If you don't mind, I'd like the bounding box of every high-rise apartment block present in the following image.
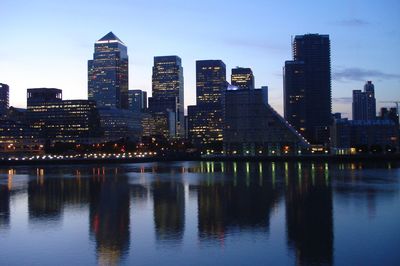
[88,32,129,109]
[284,34,332,144]
[352,81,376,120]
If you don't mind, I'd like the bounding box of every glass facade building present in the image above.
[188,60,227,148]
[88,32,129,109]
[27,88,102,144]
[97,108,142,142]
[148,56,184,138]
[0,119,42,154]
[141,111,175,138]
[231,67,255,90]
[284,34,331,144]
[128,90,147,113]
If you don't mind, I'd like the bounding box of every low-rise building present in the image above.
[330,118,398,154]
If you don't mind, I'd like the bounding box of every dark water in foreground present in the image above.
[0,161,399,266]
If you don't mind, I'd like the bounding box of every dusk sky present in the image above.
[1,0,399,117]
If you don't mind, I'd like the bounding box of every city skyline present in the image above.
[1,0,400,117]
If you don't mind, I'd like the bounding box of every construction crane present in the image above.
[380,101,400,117]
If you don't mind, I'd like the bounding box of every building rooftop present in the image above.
[96,31,125,45]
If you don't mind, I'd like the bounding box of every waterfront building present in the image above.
[284,34,331,144]
[223,86,309,156]
[352,81,376,120]
[128,90,147,113]
[97,108,141,142]
[231,67,254,90]
[27,88,102,144]
[330,118,398,154]
[0,119,42,154]
[188,60,227,149]
[0,83,9,117]
[88,32,129,109]
[148,56,184,138]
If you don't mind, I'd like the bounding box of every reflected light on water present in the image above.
[0,161,398,266]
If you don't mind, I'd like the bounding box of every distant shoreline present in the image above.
[0,153,399,167]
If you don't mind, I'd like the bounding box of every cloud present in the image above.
[335,19,370,27]
[333,68,400,82]
[333,97,352,103]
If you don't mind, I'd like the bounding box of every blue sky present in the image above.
[1,0,399,117]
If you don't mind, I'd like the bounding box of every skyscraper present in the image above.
[284,34,331,144]
[231,67,255,90]
[148,56,184,137]
[0,83,10,116]
[352,81,376,120]
[88,32,129,109]
[188,60,227,149]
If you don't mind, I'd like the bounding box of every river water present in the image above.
[0,161,399,265]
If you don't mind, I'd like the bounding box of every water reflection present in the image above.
[89,168,130,265]
[152,182,185,244]
[0,161,398,265]
[0,183,10,230]
[196,173,281,243]
[285,163,333,266]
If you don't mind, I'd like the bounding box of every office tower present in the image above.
[188,60,227,149]
[223,86,309,156]
[88,32,129,109]
[352,81,376,120]
[148,56,184,138]
[0,119,41,153]
[26,88,102,143]
[27,88,62,106]
[231,67,255,90]
[128,90,147,113]
[0,83,9,116]
[284,34,331,144]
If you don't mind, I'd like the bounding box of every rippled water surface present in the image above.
[0,161,399,265]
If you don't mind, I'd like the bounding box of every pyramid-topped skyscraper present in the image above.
[97,31,125,44]
[88,32,129,109]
